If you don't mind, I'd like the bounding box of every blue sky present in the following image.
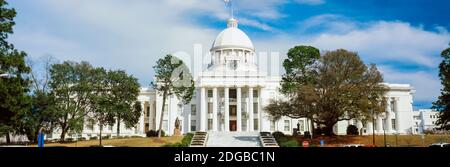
[6,0,450,110]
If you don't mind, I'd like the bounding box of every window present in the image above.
[254,119,259,131]
[242,102,247,113]
[270,121,275,131]
[87,120,95,131]
[208,103,213,114]
[208,119,213,130]
[413,116,420,120]
[164,104,168,117]
[191,120,196,131]
[284,120,290,131]
[145,123,149,132]
[230,89,237,98]
[242,119,247,131]
[253,103,258,114]
[432,121,435,124]
[191,104,197,116]
[253,90,258,98]
[146,106,150,117]
[298,120,305,132]
[177,104,182,115]
[382,119,386,129]
[391,119,396,130]
[220,90,224,98]
[208,90,213,98]
[390,100,395,112]
[430,115,432,119]
[162,120,168,132]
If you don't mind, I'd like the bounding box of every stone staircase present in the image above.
[206,131,261,147]
[259,132,279,147]
[190,132,208,147]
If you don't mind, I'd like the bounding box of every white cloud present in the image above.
[238,18,275,32]
[307,21,450,68]
[252,17,450,104]
[234,0,287,19]
[295,0,325,5]
[297,14,358,34]
[10,0,225,86]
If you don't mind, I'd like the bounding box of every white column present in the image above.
[386,99,392,133]
[140,101,145,134]
[200,87,206,131]
[258,88,262,131]
[356,121,363,135]
[237,87,242,132]
[377,116,383,133]
[186,102,191,132]
[366,122,373,135]
[213,87,218,131]
[395,98,401,133]
[224,87,230,132]
[249,87,254,132]
[147,101,153,130]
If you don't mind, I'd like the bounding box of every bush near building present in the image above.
[162,133,194,147]
[346,125,359,135]
[146,130,165,137]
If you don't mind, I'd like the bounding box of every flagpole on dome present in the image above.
[224,0,234,19]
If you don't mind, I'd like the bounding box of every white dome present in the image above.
[211,19,254,51]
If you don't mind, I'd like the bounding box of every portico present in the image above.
[199,86,262,132]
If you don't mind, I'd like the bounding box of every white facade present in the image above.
[334,84,416,135]
[412,109,440,134]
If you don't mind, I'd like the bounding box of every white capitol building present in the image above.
[36,17,439,141]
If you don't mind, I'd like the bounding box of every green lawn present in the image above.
[29,136,183,147]
[280,135,450,147]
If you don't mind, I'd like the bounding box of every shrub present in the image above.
[79,137,87,141]
[423,129,435,135]
[131,135,143,138]
[346,125,359,135]
[162,133,194,147]
[103,135,110,140]
[280,140,299,147]
[272,131,285,140]
[146,130,165,137]
[90,136,98,140]
[66,138,73,142]
[181,133,194,147]
[304,131,311,139]
[277,137,289,143]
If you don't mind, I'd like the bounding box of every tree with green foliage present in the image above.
[304,49,387,135]
[0,0,31,144]
[266,46,320,137]
[16,56,58,143]
[151,55,195,138]
[50,61,95,141]
[433,44,450,130]
[87,67,113,146]
[107,70,141,137]
[280,45,321,95]
[268,48,387,136]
